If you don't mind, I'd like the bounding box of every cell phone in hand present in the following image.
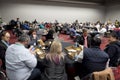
[31,47,35,51]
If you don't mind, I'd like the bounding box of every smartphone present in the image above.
[31,47,35,51]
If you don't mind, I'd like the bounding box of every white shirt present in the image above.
[99,28,107,34]
[5,43,37,80]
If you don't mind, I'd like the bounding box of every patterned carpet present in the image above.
[8,29,108,50]
[58,34,74,43]
[59,33,109,50]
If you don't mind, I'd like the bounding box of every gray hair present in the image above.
[18,34,30,42]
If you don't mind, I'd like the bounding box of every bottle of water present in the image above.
[33,42,36,46]
[74,42,78,47]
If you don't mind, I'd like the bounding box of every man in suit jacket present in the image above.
[0,30,10,70]
[76,29,92,48]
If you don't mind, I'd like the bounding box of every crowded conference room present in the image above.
[0,0,120,80]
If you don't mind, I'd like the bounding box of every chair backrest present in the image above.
[0,71,7,80]
[93,68,115,80]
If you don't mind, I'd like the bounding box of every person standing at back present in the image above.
[76,29,92,48]
[5,34,41,80]
[104,31,120,67]
[0,30,10,70]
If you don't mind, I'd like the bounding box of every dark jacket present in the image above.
[81,47,109,78]
[77,35,92,48]
[45,30,55,40]
[39,55,73,80]
[0,40,8,69]
[104,41,120,67]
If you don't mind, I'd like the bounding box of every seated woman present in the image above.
[38,40,74,80]
[28,29,39,47]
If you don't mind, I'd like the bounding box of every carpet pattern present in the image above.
[58,34,74,43]
[59,34,109,50]
[8,31,109,50]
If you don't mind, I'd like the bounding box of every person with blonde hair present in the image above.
[46,40,64,63]
[40,40,73,80]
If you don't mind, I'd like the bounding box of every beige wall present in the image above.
[0,2,2,17]
[106,5,120,22]
[1,1,105,23]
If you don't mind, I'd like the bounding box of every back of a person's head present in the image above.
[91,35,101,47]
[108,31,119,40]
[46,40,64,64]
[48,29,55,35]
[18,34,30,42]
[50,40,62,54]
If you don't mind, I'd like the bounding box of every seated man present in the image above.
[5,34,41,80]
[0,31,10,70]
[75,35,109,79]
